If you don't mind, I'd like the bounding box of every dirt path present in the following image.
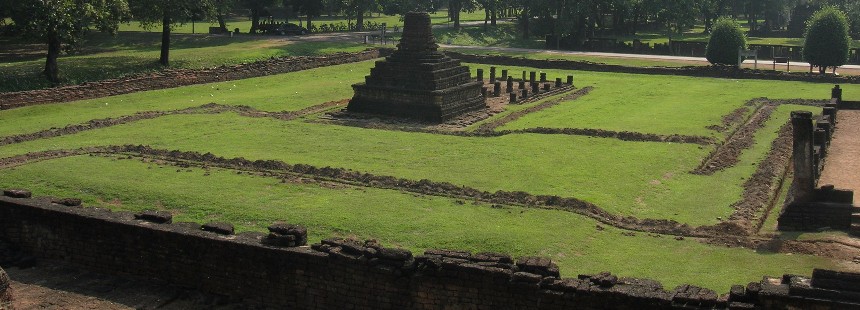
[819,110,860,200]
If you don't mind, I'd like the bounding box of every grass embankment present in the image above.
[1,62,856,225]
[0,155,835,291]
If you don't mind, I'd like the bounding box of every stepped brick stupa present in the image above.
[346,12,486,122]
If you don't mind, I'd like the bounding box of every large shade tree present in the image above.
[129,0,214,66]
[8,0,130,83]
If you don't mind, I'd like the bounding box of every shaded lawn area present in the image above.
[0,32,367,92]
[0,155,836,291]
[118,10,489,34]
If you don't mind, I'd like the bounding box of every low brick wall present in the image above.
[0,48,393,110]
[1,193,859,309]
[448,52,860,85]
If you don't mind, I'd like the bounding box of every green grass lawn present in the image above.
[490,66,848,137]
[0,154,835,291]
[2,61,856,225]
[0,112,712,224]
[0,60,375,137]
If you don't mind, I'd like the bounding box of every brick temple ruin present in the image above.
[346,12,485,122]
[778,85,860,235]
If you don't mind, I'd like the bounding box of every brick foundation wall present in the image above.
[1,193,858,309]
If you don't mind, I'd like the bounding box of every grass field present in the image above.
[2,61,858,225]
[0,154,835,291]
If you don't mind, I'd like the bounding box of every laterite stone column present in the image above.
[792,111,815,203]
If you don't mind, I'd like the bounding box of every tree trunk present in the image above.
[160,14,170,66]
[217,14,228,32]
[491,6,497,26]
[484,8,489,30]
[251,9,260,33]
[44,29,61,83]
[521,4,529,39]
[356,4,365,31]
[450,0,461,29]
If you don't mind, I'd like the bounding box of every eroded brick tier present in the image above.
[347,12,485,122]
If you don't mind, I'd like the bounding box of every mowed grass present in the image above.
[0,60,375,137]
[1,62,856,225]
[0,155,837,291]
[491,66,855,137]
[0,33,367,92]
[0,112,712,224]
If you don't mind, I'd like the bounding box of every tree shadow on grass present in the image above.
[0,55,189,93]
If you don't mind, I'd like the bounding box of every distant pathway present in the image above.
[440,45,860,75]
[819,110,860,200]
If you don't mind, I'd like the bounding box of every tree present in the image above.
[803,6,850,74]
[8,0,130,83]
[241,0,278,34]
[705,17,746,66]
[214,0,237,32]
[344,0,377,31]
[293,0,324,30]
[130,0,214,66]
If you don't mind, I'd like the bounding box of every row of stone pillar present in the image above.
[477,67,574,86]
[791,85,842,203]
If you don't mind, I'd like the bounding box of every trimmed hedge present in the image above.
[803,6,851,73]
[706,18,747,67]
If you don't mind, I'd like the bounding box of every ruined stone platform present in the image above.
[347,12,485,122]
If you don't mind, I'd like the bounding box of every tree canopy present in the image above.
[803,6,851,73]
[705,17,747,66]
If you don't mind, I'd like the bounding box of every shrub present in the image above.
[706,18,747,66]
[803,6,851,74]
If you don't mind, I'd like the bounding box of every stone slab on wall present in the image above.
[1,194,859,309]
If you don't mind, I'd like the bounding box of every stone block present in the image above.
[202,222,235,235]
[3,189,31,198]
[134,210,173,224]
[51,198,82,207]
